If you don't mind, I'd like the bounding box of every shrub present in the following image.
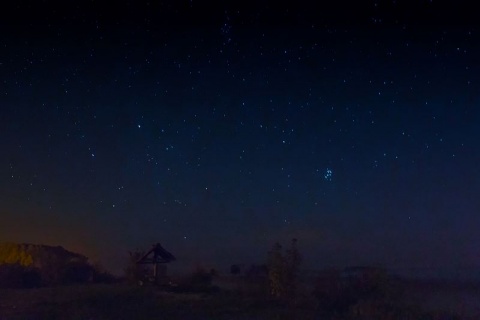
[189,266,213,287]
[21,267,42,288]
[92,269,117,283]
[0,264,42,288]
[61,261,94,284]
[89,263,117,283]
[313,269,350,315]
[0,264,24,288]
[313,267,406,318]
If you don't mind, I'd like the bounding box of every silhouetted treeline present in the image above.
[0,242,116,288]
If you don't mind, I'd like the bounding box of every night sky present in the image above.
[1,1,480,275]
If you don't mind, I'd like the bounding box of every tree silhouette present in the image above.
[124,249,146,283]
[268,242,285,298]
[267,239,302,299]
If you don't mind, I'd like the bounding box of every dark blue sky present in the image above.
[1,1,480,274]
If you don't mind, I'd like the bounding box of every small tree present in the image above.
[124,250,145,284]
[267,239,302,299]
[268,242,286,298]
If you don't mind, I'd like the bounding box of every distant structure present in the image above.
[136,243,175,285]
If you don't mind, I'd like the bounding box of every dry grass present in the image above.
[0,278,475,320]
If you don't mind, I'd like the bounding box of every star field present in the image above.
[1,1,480,275]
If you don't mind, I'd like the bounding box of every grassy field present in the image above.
[0,278,477,319]
[0,283,314,320]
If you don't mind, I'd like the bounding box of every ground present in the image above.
[0,278,478,319]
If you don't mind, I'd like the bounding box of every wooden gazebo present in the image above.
[136,243,175,284]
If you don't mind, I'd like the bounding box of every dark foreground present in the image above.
[0,280,478,319]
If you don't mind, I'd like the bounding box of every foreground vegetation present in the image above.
[0,276,475,320]
[1,241,477,319]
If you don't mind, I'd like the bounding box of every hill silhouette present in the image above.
[0,242,94,287]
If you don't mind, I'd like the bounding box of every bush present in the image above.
[91,264,117,283]
[21,267,42,288]
[0,264,42,288]
[0,264,24,288]
[313,267,406,318]
[189,267,213,287]
[313,269,350,315]
[61,262,94,284]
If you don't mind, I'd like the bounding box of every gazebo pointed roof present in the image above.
[136,243,175,264]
